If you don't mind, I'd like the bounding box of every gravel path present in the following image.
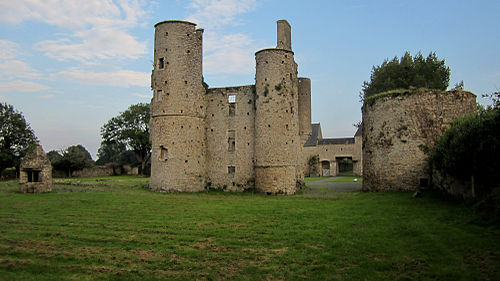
[304,177,362,196]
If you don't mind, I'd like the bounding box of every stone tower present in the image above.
[254,20,300,194]
[150,20,207,192]
[298,77,312,143]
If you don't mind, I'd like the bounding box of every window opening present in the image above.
[158,58,164,69]
[228,94,236,103]
[160,146,168,161]
[229,104,235,116]
[228,130,235,152]
[228,166,235,174]
[26,170,40,183]
[156,90,163,101]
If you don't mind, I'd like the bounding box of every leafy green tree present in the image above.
[0,103,38,175]
[361,52,450,99]
[47,150,63,164]
[49,145,94,176]
[95,142,126,166]
[432,107,500,197]
[100,103,151,175]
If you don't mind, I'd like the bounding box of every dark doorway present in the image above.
[336,157,353,176]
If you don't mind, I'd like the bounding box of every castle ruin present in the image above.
[150,20,362,194]
[362,89,476,191]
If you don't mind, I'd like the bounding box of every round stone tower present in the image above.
[298,77,312,143]
[254,39,300,193]
[150,20,206,192]
[362,90,476,191]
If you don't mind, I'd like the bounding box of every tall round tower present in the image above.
[150,20,206,192]
[298,77,312,143]
[254,45,300,194]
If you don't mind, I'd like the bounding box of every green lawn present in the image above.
[328,176,363,183]
[0,177,499,280]
[304,176,330,182]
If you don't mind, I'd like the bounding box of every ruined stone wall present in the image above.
[150,20,206,192]
[276,20,291,51]
[362,90,476,191]
[205,86,256,191]
[19,145,52,193]
[72,166,115,178]
[254,48,300,194]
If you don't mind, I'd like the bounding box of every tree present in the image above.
[49,145,94,176]
[95,142,126,166]
[100,103,151,175]
[432,107,500,197]
[0,103,38,175]
[361,52,450,100]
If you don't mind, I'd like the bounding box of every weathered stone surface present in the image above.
[19,145,52,193]
[362,89,476,191]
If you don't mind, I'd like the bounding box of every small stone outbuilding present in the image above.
[19,144,52,193]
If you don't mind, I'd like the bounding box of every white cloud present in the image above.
[187,0,257,29]
[0,0,150,62]
[35,27,147,62]
[0,40,21,60]
[0,80,50,93]
[40,94,55,99]
[0,0,146,29]
[57,68,149,87]
[133,93,151,98]
[203,34,255,75]
[88,105,104,109]
[186,0,258,75]
[0,60,43,79]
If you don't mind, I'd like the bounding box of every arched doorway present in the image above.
[321,160,330,176]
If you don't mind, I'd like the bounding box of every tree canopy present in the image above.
[361,52,450,100]
[100,103,151,175]
[0,103,38,174]
[48,145,94,176]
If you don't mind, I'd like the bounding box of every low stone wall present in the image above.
[72,166,115,178]
[362,89,476,191]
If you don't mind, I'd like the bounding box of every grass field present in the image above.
[304,177,330,182]
[0,176,499,280]
[327,176,363,183]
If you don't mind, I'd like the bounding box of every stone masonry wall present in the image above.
[150,20,207,192]
[362,90,476,191]
[205,86,256,191]
[19,145,52,193]
[298,77,312,143]
[254,48,300,194]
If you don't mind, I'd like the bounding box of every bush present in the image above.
[432,107,500,222]
[361,52,450,100]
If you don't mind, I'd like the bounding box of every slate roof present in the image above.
[354,126,362,137]
[304,123,321,147]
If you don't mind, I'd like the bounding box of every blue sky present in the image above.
[1,0,499,159]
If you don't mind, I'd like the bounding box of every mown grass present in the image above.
[0,177,499,280]
[328,176,363,183]
[304,177,330,182]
